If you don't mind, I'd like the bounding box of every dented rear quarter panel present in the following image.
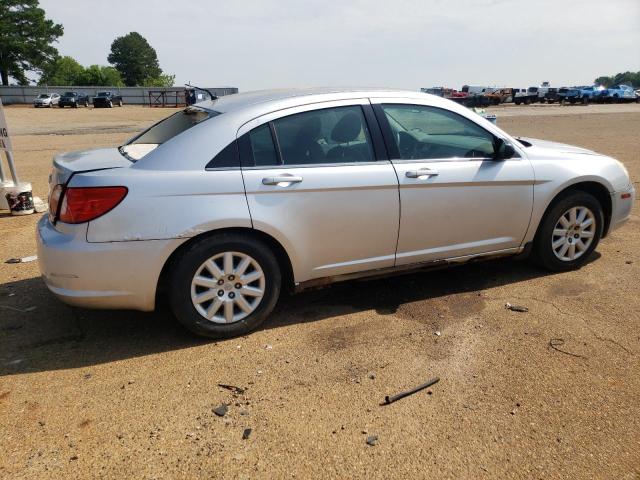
[72,168,252,242]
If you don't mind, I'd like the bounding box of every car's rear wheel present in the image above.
[169,233,281,338]
[532,191,603,272]
[118,99,123,107]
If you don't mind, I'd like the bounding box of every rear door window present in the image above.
[240,105,376,167]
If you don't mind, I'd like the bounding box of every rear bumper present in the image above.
[608,184,635,234]
[36,216,184,311]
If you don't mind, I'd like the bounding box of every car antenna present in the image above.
[185,83,217,100]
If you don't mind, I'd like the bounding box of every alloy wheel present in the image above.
[551,206,596,261]
[190,251,265,323]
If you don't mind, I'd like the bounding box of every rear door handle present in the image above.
[262,175,303,186]
[405,168,439,179]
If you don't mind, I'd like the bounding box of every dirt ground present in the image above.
[0,103,639,479]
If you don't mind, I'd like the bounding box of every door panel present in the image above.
[392,159,534,265]
[371,100,535,265]
[242,164,399,281]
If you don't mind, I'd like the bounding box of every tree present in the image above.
[594,71,640,88]
[143,73,175,87]
[38,55,84,85]
[0,0,63,85]
[108,32,162,86]
[78,65,124,86]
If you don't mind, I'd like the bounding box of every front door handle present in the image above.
[262,175,303,186]
[405,168,439,179]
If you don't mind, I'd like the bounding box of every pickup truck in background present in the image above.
[58,91,90,108]
[93,91,124,108]
[513,87,538,105]
[601,85,638,103]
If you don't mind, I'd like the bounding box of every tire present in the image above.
[582,96,589,105]
[532,191,604,272]
[108,100,113,108]
[118,99,123,107]
[169,233,282,338]
[514,99,521,105]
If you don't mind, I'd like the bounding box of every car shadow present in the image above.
[0,253,600,376]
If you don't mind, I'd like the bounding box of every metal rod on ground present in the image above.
[5,151,19,184]
[382,377,440,405]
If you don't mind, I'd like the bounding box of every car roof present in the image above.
[199,87,429,114]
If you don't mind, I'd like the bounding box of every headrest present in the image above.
[331,112,362,143]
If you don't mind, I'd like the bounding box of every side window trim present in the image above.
[373,103,504,163]
[268,122,284,165]
[362,103,389,161]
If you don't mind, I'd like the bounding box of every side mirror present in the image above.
[493,137,516,160]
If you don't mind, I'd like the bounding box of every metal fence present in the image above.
[0,86,239,105]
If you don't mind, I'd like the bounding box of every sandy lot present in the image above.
[1,103,639,479]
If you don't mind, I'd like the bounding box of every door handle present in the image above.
[262,175,303,186]
[405,168,439,179]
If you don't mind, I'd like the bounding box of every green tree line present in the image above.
[594,71,640,88]
[1,1,174,87]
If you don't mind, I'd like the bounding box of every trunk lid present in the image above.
[51,147,131,186]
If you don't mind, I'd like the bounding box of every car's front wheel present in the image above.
[533,191,603,272]
[169,233,281,338]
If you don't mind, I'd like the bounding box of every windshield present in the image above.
[97,92,109,97]
[38,94,50,99]
[63,92,75,97]
[120,107,220,161]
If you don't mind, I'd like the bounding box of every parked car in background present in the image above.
[58,91,90,108]
[93,91,124,108]
[558,87,582,104]
[33,93,60,108]
[602,85,637,103]
[513,88,537,105]
[37,88,634,338]
[541,87,559,103]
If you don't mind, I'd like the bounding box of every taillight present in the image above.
[58,187,128,224]
[49,184,64,220]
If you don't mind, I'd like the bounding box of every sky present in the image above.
[38,0,640,91]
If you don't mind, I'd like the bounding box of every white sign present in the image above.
[0,98,12,152]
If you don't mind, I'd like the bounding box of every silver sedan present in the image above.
[37,88,635,338]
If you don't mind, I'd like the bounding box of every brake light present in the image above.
[49,184,64,220]
[58,187,128,224]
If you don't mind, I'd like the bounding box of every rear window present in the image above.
[120,107,219,161]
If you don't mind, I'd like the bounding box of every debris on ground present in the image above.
[435,330,441,336]
[625,260,633,265]
[0,305,37,313]
[366,435,378,446]
[264,344,273,350]
[368,372,376,380]
[382,377,440,405]
[549,338,587,359]
[217,384,246,395]
[33,197,48,213]
[5,255,38,264]
[505,303,529,313]
[242,428,252,440]
[213,404,229,417]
